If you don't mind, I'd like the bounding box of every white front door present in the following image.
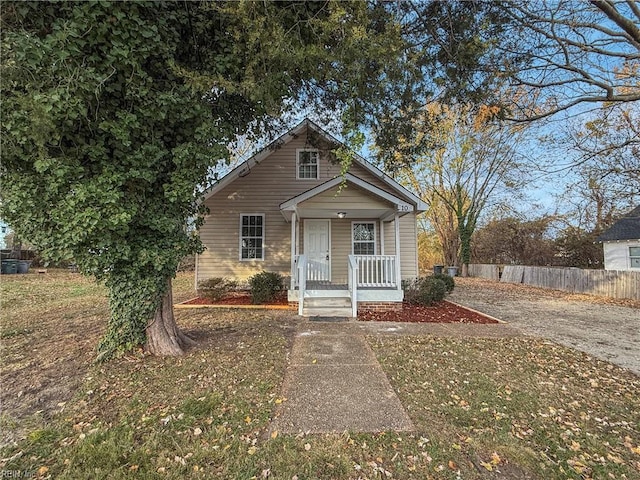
[304,219,330,282]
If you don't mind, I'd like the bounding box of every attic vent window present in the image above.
[297,149,319,180]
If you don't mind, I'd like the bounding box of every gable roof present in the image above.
[279,173,413,222]
[202,118,427,211]
[596,206,640,242]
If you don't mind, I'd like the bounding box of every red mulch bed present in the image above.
[183,293,496,324]
[184,291,289,306]
[358,301,498,324]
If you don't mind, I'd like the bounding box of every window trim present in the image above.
[239,213,265,261]
[351,221,377,255]
[296,148,320,180]
[630,246,640,269]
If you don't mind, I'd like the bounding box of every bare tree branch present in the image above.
[496,0,640,121]
[591,0,640,47]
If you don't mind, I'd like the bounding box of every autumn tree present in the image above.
[553,226,604,268]
[393,103,531,276]
[472,216,556,266]
[0,1,404,359]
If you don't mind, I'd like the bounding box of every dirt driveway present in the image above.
[449,278,640,376]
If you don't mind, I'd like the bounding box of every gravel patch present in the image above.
[449,277,640,376]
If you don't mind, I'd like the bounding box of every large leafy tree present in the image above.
[1,1,403,359]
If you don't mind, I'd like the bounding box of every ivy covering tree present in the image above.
[1,1,403,359]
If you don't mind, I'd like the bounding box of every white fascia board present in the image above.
[202,120,311,202]
[280,173,412,213]
[280,176,344,211]
[346,174,413,212]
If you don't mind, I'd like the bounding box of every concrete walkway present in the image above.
[269,321,414,434]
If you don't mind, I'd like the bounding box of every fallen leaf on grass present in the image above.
[607,453,625,465]
[480,461,493,471]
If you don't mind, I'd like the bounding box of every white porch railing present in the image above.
[355,255,398,288]
[347,255,358,317]
[295,254,307,316]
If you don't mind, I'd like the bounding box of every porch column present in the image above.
[290,211,297,291]
[394,214,401,291]
[380,220,385,255]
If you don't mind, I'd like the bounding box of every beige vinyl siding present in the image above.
[198,136,323,283]
[302,183,392,211]
[381,213,418,280]
[399,213,419,279]
[329,219,351,283]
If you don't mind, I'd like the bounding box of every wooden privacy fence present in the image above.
[468,264,640,301]
[467,264,500,281]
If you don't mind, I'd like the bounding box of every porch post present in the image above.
[380,220,385,255]
[394,214,401,291]
[290,211,297,291]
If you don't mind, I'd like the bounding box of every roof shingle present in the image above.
[597,206,640,242]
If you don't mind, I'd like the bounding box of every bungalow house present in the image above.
[596,205,640,271]
[196,119,427,317]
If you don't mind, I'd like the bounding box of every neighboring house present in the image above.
[197,119,427,317]
[596,206,640,271]
[0,220,10,250]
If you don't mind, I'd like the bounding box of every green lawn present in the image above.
[1,271,638,479]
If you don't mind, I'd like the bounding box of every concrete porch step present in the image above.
[302,306,354,318]
[304,296,351,308]
[301,296,353,318]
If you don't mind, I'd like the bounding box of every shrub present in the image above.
[433,273,455,293]
[249,271,284,304]
[404,276,447,306]
[198,277,238,302]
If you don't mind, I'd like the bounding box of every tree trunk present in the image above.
[145,278,195,356]
[461,263,469,277]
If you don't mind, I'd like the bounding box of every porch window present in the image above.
[297,149,319,179]
[630,246,640,268]
[352,222,376,255]
[240,214,264,260]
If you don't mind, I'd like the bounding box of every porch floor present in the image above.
[305,282,347,290]
[294,282,398,291]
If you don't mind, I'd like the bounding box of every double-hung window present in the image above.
[630,246,640,268]
[352,222,376,255]
[240,214,264,260]
[297,149,319,179]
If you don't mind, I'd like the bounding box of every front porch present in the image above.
[279,173,417,317]
[289,254,404,317]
